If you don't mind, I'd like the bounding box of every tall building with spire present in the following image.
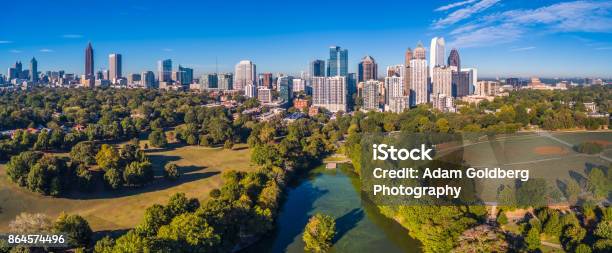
[327,46,348,77]
[29,57,38,82]
[448,48,461,71]
[429,37,445,75]
[357,55,378,82]
[85,43,94,78]
[410,43,428,106]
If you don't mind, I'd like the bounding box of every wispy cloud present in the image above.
[9,49,22,53]
[433,0,500,28]
[162,48,174,52]
[435,0,479,12]
[0,40,12,44]
[62,34,83,39]
[509,46,536,52]
[39,48,54,53]
[445,1,612,48]
[595,46,612,50]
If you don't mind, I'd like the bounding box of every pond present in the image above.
[244,164,422,253]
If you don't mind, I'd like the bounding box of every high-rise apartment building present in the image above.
[310,59,325,77]
[362,80,380,111]
[109,54,122,82]
[327,46,348,77]
[158,59,172,82]
[358,56,378,82]
[257,87,272,103]
[312,76,347,112]
[245,83,257,98]
[429,37,446,75]
[432,66,452,97]
[234,60,256,91]
[85,43,94,78]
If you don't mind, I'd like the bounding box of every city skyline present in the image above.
[1,0,612,78]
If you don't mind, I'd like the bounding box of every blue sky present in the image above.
[1,0,611,78]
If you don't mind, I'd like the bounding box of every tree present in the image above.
[575,244,592,253]
[94,236,115,253]
[497,211,508,225]
[163,163,180,181]
[563,179,581,204]
[157,213,220,251]
[70,141,97,165]
[543,211,562,238]
[452,225,508,253]
[52,213,93,247]
[6,151,43,187]
[26,156,69,196]
[123,161,154,186]
[75,165,95,192]
[587,168,607,199]
[148,130,167,148]
[8,213,52,233]
[166,193,199,217]
[104,168,123,190]
[95,144,120,169]
[302,213,336,253]
[136,204,171,237]
[525,227,541,251]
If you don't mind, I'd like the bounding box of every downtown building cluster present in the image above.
[1,38,607,114]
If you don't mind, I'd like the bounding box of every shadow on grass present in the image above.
[62,170,219,200]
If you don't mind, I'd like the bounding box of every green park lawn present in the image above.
[0,143,256,232]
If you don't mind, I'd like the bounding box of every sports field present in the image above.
[0,144,256,232]
[460,131,611,202]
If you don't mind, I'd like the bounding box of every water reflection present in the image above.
[244,164,422,253]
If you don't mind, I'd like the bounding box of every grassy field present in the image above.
[0,143,256,232]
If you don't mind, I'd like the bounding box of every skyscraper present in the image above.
[178,65,193,85]
[410,43,428,106]
[245,83,257,98]
[234,60,256,91]
[278,76,293,103]
[218,73,233,90]
[29,57,38,82]
[447,48,461,71]
[413,42,426,60]
[261,72,273,88]
[432,66,452,97]
[158,59,172,82]
[429,37,446,75]
[310,59,325,77]
[109,54,122,82]
[362,80,380,111]
[357,56,378,82]
[141,71,155,88]
[404,48,413,98]
[85,43,94,78]
[327,46,348,77]
[312,76,347,112]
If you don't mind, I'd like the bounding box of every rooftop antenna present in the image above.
[215,56,218,75]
